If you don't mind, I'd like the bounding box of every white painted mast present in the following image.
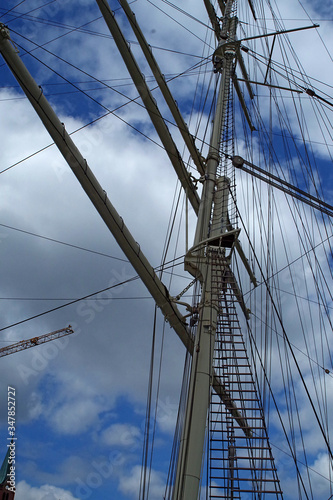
[172,1,240,498]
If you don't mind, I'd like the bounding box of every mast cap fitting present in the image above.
[232,156,244,168]
[0,23,10,40]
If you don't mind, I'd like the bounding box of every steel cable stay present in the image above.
[139,305,165,500]
[0,9,241,184]
[247,97,333,149]
[1,11,104,46]
[0,98,202,178]
[243,109,330,215]
[158,0,212,31]
[159,184,186,283]
[140,134,196,499]
[0,255,197,336]
[229,186,333,464]
[0,72,213,96]
[270,193,333,391]
[239,43,330,404]
[164,340,193,499]
[246,168,332,314]
[245,317,323,498]
[0,222,129,262]
[247,310,333,379]
[0,74,185,92]
[234,166,333,321]
[231,156,333,218]
[0,222,191,276]
[248,181,333,392]
[0,0,29,20]
[1,0,57,21]
[233,157,333,347]
[293,0,333,64]
[8,29,193,118]
[6,6,212,102]
[241,9,332,478]
[146,0,213,48]
[2,10,207,61]
[241,118,329,314]
[243,49,333,107]
[231,69,332,500]
[1,0,215,59]
[274,94,332,216]
[233,66,331,208]
[245,269,329,498]
[191,70,216,158]
[2,27,210,177]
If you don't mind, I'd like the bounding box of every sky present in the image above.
[0,0,332,499]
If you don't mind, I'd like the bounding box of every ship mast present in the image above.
[0,2,283,498]
[172,1,240,498]
[1,1,333,498]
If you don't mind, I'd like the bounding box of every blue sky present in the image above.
[0,1,333,499]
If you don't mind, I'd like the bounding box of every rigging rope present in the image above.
[1,1,333,498]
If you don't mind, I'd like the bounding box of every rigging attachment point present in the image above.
[232,155,244,168]
[0,23,10,40]
[305,88,315,97]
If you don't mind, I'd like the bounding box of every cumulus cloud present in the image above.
[50,398,104,435]
[118,465,166,500]
[100,423,141,448]
[15,480,79,500]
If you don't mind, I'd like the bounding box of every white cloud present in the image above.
[118,465,166,500]
[49,397,104,435]
[27,391,44,420]
[100,423,141,448]
[156,396,179,434]
[15,480,79,500]
[307,453,333,495]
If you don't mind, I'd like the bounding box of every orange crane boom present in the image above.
[0,326,74,358]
